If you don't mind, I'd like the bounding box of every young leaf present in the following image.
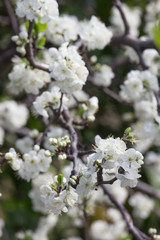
[37,37,46,49]
[153,20,160,51]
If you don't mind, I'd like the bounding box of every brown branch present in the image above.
[26,21,50,72]
[2,0,19,35]
[98,177,117,185]
[114,0,130,35]
[136,180,160,201]
[111,35,155,70]
[102,86,132,106]
[61,108,79,176]
[101,185,151,240]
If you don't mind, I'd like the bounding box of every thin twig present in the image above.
[2,0,19,35]
[26,21,50,72]
[114,0,130,35]
[101,185,151,240]
[62,108,79,176]
[136,180,160,201]
[97,177,117,185]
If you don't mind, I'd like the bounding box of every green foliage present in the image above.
[153,20,160,51]
[36,37,46,49]
[57,173,64,186]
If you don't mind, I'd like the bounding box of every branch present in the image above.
[61,108,79,176]
[26,21,50,72]
[114,0,130,35]
[136,180,160,201]
[102,86,132,106]
[98,177,117,185]
[2,0,19,35]
[101,185,151,240]
[111,35,155,70]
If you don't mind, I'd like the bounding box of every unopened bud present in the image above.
[81,104,88,111]
[45,150,51,157]
[149,228,157,235]
[33,145,40,152]
[49,138,58,145]
[5,152,13,160]
[58,153,67,161]
[29,129,39,138]
[11,35,19,42]
[69,178,77,185]
[19,31,28,39]
[87,115,95,122]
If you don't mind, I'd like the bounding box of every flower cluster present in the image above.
[88,135,144,187]
[16,147,52,181]
[40,174,78,215]
[79,16,113,50]
[49,43,89,94]
[8,60,50,95]
[16,0,59,23]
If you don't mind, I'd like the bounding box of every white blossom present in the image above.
[116,148,143,188]
[33,86,66,118]
[110,3,141,37]
[0,100,29,131]
[40,175,78,215]
[82,96,99,121]
[5,148,22,171]
[79,16,113,50]
[0,127,4,145]
[0,219,4,238]
[8,62,50,95]
[93,64,114,87]
[16,0,59,23]
[129,193,154,219]
[16,136,34,154]
[45,15,78,46]
[49,43,88,94]
[134,96,158,121]
[18,149,52,181]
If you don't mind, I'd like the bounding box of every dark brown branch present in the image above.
[101,185,151,240]
[26,21,50,72]
[111,35,156,70]
[102,86,132,106]
[2,0,19,35]
[114,0,130,35]
[98,177,117,185]
[136,180,160,201]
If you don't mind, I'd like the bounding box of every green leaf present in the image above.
[153,20,160,51]
[57,174,63,186]
[36,37,46,49]
[124,127,132,135]
[25,22,29,31]
[37,22,47,33]
[33,21,47,36]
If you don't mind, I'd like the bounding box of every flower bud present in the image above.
[33,144,40,152]
[69,178,77,185]
[45,150,51,157]
[87,115,95,122]
[49,138,58,145]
